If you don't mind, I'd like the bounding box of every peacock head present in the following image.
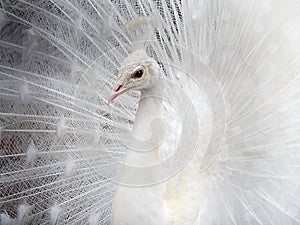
[108,50,160,104]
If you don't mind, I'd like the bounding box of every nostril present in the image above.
[114,84,123,92]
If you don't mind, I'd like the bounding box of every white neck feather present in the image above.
[112,81,170,225]
[126,81,164,166]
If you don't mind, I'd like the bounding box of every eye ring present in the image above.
[131,69,144,79]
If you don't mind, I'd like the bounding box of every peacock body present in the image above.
[0,0,300,224]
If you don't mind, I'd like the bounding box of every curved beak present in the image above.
[107,82,129,104]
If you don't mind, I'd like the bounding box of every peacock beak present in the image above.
[108,82,129,104]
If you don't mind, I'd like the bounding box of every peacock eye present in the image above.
[132,69,144,79]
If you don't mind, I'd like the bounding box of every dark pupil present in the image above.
[134,69,143,78]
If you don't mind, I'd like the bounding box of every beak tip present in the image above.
[108,83,127,105]
[108,93,117,105]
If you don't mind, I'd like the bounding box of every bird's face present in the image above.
[108,50,160,104]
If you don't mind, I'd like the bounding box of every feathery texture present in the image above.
[0,0,300,224]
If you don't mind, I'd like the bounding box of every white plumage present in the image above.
[0,0,300,224]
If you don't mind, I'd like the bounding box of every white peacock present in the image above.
[0,0,300,225]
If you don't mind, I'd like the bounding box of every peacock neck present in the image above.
[123,80,164,180]
[123,80,163,183]
[112,80,169,225]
